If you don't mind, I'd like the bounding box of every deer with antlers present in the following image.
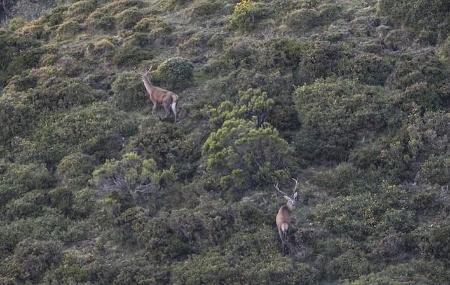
[139,66,179,123]
[275,178,299,255]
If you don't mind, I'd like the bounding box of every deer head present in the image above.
[274,178,299,210]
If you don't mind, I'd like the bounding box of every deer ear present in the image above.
[293,192,298,200]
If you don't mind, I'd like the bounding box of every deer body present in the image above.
[276,204,292,242]
[141,69,178,122]
[275,179,299,255]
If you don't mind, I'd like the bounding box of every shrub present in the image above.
[55,20,82,39]
[4,190,49,220]
[88,38,115,58]
[230,0,271,31]
[190,0,222,18]
[299,40,351,83]
[294,79,391,162]
[348,259,450,285]
[350,53,393,85]
[111,71,146,111]
[13,239,62,282]
[438,36,450,63]
[115,7,143,29]
[415,154,450,185]
[86,11,115,31]
[378,0,450,36]
[112,45,153,66]
[64,0,98,21]
[153,57,194,90]
[125,120,197,170]
[286,8,320,31]
[16,103,136,165]
[203,119,294,200]
[92,152,176,208]
[56,152,96,187]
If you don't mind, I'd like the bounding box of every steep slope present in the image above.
[0,0,449,284]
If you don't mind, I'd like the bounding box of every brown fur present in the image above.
[141,73,179,122]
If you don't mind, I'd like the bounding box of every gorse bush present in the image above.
[378,0,450,37]
[153,57,194,90]
[230,0,271,31]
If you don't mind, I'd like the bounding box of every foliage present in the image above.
[377,0,450,36]
[153,57,194,90]
[1,0,450,284]
[230,0,271,31]
[111,71,146,111]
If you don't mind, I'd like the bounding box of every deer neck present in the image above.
[142,76,156,101]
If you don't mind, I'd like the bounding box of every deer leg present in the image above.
[163,101,171,119]
[152,103,157,114]
[171,102,177,123]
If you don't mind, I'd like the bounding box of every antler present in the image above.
[291,178,299,194]
[274,183,288,197]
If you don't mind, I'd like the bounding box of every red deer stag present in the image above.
[139,66,179,123]
[275,178,299,254]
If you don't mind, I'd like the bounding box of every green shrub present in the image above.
[111,71,146,111]
[190,0,222,18]
[203,119,294,200]
[12,239,62,282]
[294,79,392,162]
[416,154,450,185]
[126,120,197,170]
[299,40,351,82]
[438,37,450,63]
[348,259,450,285]
[286,8,320,31]
[64,0,98,21]
[133,17,173,36]
[350,53,393,85]
[88,38,115,58]
[378,0,450,36]
[327,250,372,281]
[92,152,175,209]
[153,57,194,90]
[86,10,115,31]
[112,45,153,66]
[56,152,96,187]
[115,7,143,29]
[230,0,271,31]
[16,103,136,165]
[4,190,49,220]
[55,20,82,39]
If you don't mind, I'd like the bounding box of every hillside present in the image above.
[0,0,449,284]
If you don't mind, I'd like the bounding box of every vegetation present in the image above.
[0,0,449,284]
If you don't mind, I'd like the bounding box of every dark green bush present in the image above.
[378,0,450,36]
[56,152,96,187]
[230,0,271,31]
[12,239,62,282]
[153,57,194,90]
[55,20,82,39]
[86,10,115,31]
[203,119,294,199]
[16,103,136,165]
[286,8,320,31]
[350,53,393,85]
[294,79,392,161]
[115,7,143,29]
[111,71,146,111]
